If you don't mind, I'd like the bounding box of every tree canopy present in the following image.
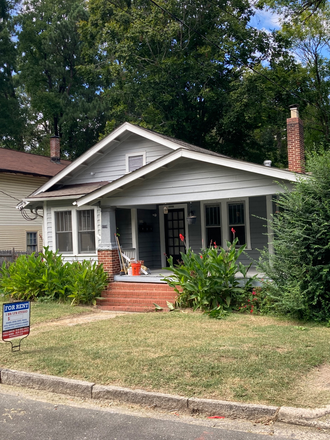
[1,0,330,162]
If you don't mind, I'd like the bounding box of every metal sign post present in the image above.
[2,301,31,351]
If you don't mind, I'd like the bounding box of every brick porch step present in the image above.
[97,281,177,312]
[97,305,159,313]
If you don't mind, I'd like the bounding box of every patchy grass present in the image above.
[1,306,330,408]
[0,297,95,326]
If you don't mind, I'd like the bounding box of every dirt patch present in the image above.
[290,364,330,408]
[307,364,330,391]
[28,311,132,336]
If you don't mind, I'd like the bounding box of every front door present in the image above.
[165,208,186,266]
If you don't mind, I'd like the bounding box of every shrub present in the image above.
[162,238,255,312]
[0,247,108,305]
[68,260,108,305]
[259,150,330,322]
[237,287,273,315]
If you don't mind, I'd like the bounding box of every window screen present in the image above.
[27,232,37,253]
[228,203,245,245]
[205,205,221,247]
[78,210,95,253]
[55,211,73,252]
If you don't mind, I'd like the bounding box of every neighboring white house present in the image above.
[0,143,70,252]
[20,107,305,278]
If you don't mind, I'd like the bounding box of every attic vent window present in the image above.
[126,153,146,173]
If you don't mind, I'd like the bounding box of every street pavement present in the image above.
[1,386,328,440]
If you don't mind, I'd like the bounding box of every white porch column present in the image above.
[98,207,117,250]
[131,208,139,260]
[266,195,274,255]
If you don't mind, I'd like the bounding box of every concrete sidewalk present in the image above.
[1,367,330,430]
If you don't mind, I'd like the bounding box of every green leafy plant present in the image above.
[162,238,255,312]
[0,252,43,300]
[205,305,229,319]
[0,247,108,305]
[67,261,108,305]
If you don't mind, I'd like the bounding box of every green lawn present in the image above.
[1,300,330,408]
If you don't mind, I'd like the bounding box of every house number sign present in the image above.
[2,301,30,351]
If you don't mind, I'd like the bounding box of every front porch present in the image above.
[97,198,269,312]
[97,267,264,312]
[110,195,273,272]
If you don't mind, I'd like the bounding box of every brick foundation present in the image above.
[98,249,121,282]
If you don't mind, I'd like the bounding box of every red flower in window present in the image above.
[179,234,185,242]
[200,255,203,259]
[231,227,236,234]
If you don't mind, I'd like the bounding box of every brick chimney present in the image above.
[50,135,60,162]
[287,104,305,173]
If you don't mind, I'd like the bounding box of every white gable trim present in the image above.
[32,123,184,197]
[76,150,182,206]
[30,122,305,200]
[76,149,301,207]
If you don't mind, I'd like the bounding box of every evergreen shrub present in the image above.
[259,150,330,322]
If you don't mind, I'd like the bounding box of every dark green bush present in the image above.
[0,247,108,305]
[259,150,330,322]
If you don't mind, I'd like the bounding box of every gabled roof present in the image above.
[27,181,109,201]
[24,122,304,207]
[0,148,71,177]
[30,122,229,196]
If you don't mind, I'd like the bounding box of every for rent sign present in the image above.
[2,301,30,341]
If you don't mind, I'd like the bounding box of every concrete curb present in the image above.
[1,367,329,428]
[277,406,330,429]
[0,368,94,398]
[93,385,188,412]
[188,397,278,420]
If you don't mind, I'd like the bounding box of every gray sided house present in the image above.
[21,110,305,311]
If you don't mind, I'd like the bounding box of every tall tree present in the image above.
[0,0,24,150]
[279,5,330,151]
[80,0,277,159]
[17,0,106,158]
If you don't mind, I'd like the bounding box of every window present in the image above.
[205,205,221,247]
[55,211,73,253]
[54,208,97,255]
[27,232,37,253]
[228,203,245,245]
[126,153,146,173]
[78,210,95,253]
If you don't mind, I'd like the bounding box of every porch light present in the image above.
[164,206,168,214]
[187,210,197,225]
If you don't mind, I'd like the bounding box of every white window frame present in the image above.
[52,206,98,256]
[201,198,251,250]
[125,152,146,173]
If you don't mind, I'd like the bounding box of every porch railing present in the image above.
[121,248,136,261]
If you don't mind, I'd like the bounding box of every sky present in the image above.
[249,7,282,32]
